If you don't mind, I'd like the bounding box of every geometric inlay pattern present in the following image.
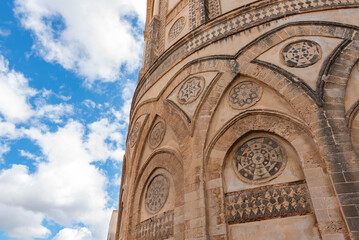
[136,210,174,240]
[225,182,311,224]
[233,137,287,184]
[282,40,321,68]
[149,120,166,149]
[145,175,169,213]
[228,81,262,109]
[169,17,186,40]
[129,121,140,147]
[177,76,205,104]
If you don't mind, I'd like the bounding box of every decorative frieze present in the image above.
[225,182,312,224]
[136,210,174,240]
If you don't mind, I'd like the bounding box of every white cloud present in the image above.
[14,0,146,83]
[0,201,50,240]
[0,55,36,122]
[19,150,42,162]
[0,54,72,124]
[0,119,20,139]
[112,173,121,186]
[53,227,92,240]
[0,144,10,163]
[0,121,114,239]
[112,80,136,123]
[0,165,51,239]
[0,52,131,239]
[35,103,73,123]
[82,99,96,109]
[41,89,71,101]
[86,118,126,162]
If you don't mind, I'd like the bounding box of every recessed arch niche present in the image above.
[130,151,184,240]
[204,113,339,239]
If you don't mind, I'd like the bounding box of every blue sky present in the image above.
[0,0,146,239]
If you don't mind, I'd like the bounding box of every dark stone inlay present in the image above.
[228,81,262,109]
[225,182,312,224]
[178,76,204,104]
[136,210,174,240]
[145,174,169,213]
[169,17,186,40]
[282,40,322,68]
[233,137,287,184]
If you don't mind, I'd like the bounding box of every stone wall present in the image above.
[115,0,359,239]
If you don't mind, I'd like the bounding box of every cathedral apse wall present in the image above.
[111,0,359,239]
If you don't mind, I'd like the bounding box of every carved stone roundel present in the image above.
[169,17,186,40]
[228,81,262,109]
[145,175,169,213]
[178,76,204,104]
[233,137,287,184]
[149,120,166,148]
[129,121,140,147]
[282,40,321,68]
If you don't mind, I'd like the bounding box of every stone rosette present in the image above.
[281,40,322,68]
[177,76,205,105]
[129,121,140,147]
[145,174,169,213]
[149,120,166,149]
[169,16,186,40]
[232,137,287,184]
[228,81,263,110]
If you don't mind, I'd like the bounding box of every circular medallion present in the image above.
[233,137,286,184]
[149,120,166,149]
[228,81,262,109]
[169,17,186,40]
[282,40,321,68]
[145,175,169,213]
[177,76,205,104]
[129,121,140,147]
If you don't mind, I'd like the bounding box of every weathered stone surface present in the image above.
[113,0,359,239]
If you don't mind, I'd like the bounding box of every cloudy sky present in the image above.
[0,0,146,239]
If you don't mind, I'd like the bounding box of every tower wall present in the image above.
[116,1,359,239]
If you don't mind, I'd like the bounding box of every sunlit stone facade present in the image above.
[110,1,359,239]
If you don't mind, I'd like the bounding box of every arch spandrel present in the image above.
[137,115,182,171]
[206,75,302,150]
